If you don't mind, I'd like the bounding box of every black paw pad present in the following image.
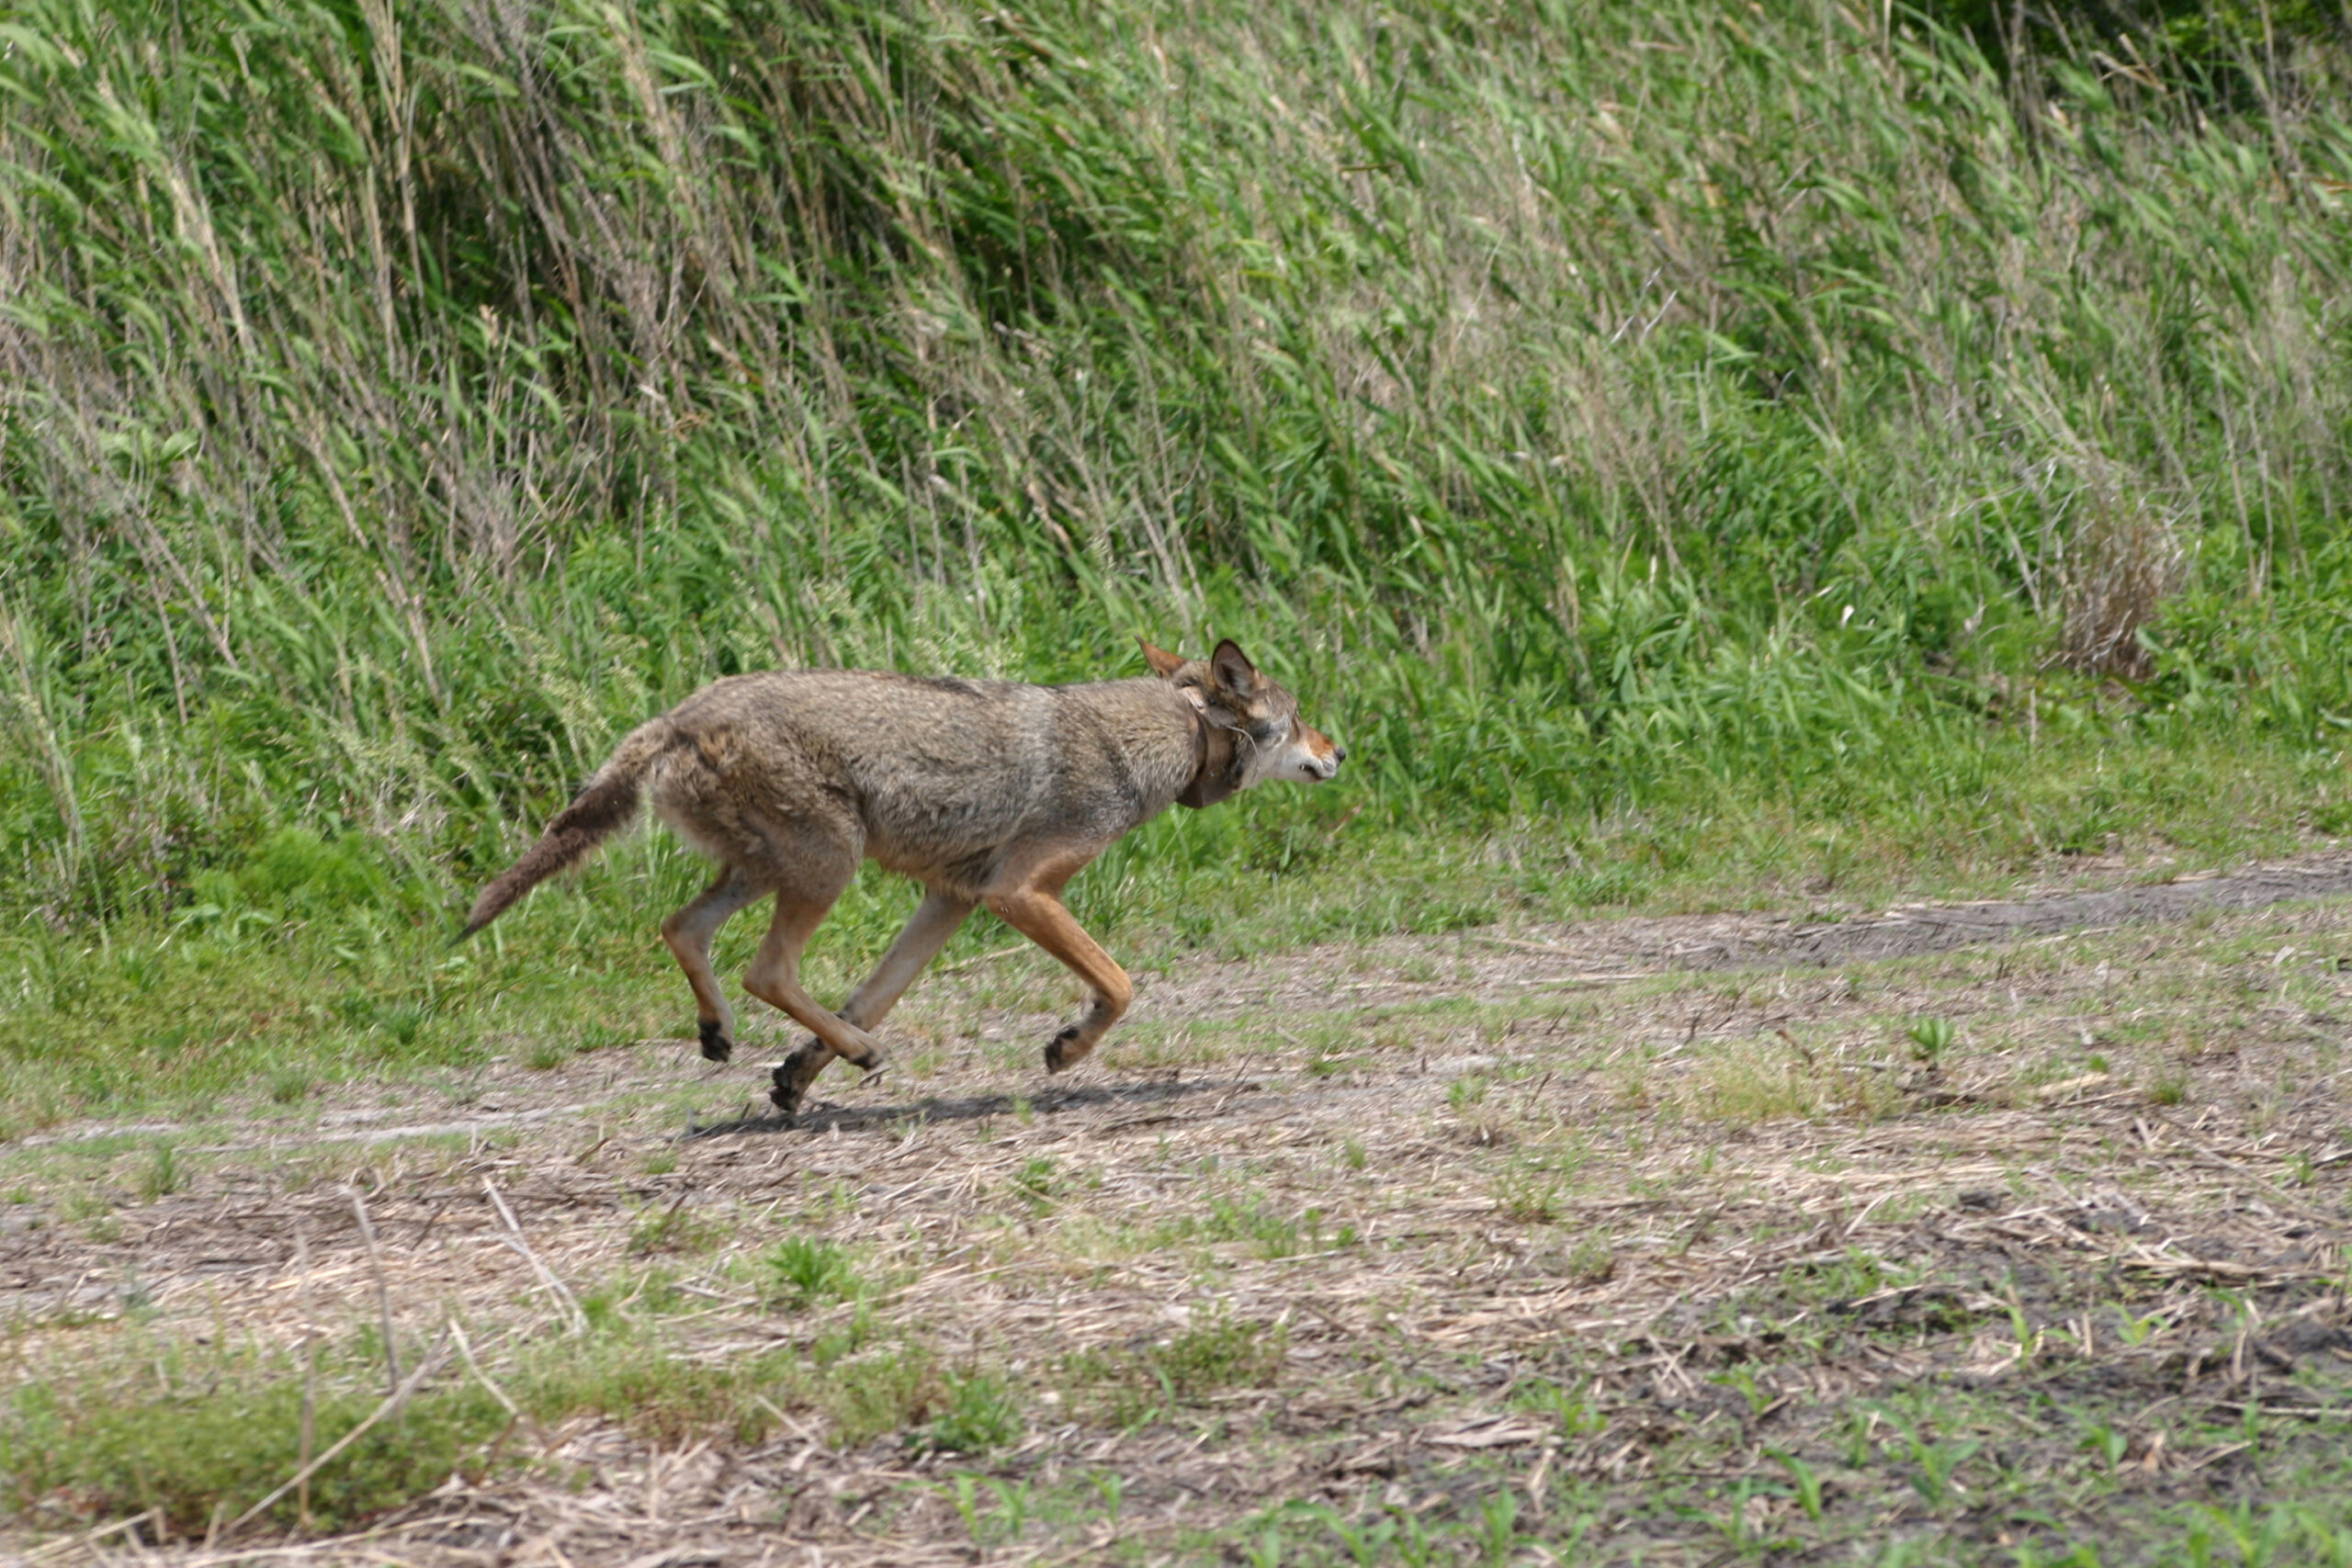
[698,1020,732,1063]
[1044,1026,1081,1074]
[769,1063,803,1116]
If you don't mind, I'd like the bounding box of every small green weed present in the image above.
[1164,1194,1351,1259]
[920,1369,1023,1453]
[1770,1449,1826,1522]
[1905,1017,1958,1066]
[949,1472,1034,1550]
[1062,1314,1286,1424]
[1513,1376,1607,1437]
[1554,1235,1614,1285]
[823,1348,944,1448]
[1011,1156,1059,1213]
[1496,1162,1564,1224]
[1899,1421,1981,1511]
[626,1201,722,1257]
[763,1236,860,1307]
[134,1143,183,1201]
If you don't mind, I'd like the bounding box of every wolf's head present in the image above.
[1137,637,1344,790]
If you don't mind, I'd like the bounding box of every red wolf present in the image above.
[462,639,1343,1113]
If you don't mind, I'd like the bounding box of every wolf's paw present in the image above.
[768,1063,804,1117]
[698,1020,733,1064]
[1043,1025,1083,1075]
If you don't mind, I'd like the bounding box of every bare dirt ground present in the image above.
[7,855,2352,1566]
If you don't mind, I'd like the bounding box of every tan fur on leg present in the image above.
[742,891,887,1067]
[661,868,766,1061]
[986,878,1133,1073]
[774,887,974,1113]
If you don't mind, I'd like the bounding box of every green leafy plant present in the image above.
[763,1237,861,1307]
[920,1371,1023,1454]
[1905,1017,1959,1066]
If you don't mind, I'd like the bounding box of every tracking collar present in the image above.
[1178,686,1246,809]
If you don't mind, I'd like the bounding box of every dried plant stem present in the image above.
[345,1187,400,1396]
[483,1178,588,1335]
[294,1221,317,1531]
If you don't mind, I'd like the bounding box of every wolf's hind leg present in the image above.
[774,886,975,1114]
[661,866,767,1063]
[741,865,887,1083]
[986,884,1132,1074]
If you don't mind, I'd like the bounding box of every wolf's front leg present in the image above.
[985,886,1133,1073]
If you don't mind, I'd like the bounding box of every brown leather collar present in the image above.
[1177,691,1244,809]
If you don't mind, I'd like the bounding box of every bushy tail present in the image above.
[459,718,679,938]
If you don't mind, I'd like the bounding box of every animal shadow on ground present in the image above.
[684,1072,1227,1140]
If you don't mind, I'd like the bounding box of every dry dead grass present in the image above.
[5,863,2352,1564]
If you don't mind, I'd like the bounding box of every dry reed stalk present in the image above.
[448,1319,520,1420]
[345,1187,401,1396]
[17,1509,157,1565]
[293,1221,316,1532]
[482,1178,588,1335]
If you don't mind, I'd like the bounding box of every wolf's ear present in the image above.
[1209,639,1261,694]
[1137,637,1188,678]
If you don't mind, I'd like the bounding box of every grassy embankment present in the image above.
[5,0,2352,1120]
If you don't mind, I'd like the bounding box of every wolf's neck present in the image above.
[1176,694,1244,809]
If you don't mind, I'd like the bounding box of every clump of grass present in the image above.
[821,1348,945,1449]
[918,1370,1023,1454]
[1010,1156,1059,1213]
[576,1022,635,1055]
[1061,1314,1287,1424]
[1513,1375,1608,1438]
[763,1237,860,1307]
[0,1347,508,1535]
[1496,1163,1566,1224]
[1548,1236,1614,1286]
[1905,1018,1960,1066]
[1685,1044,1891,1127]
[1159,1194,1351,1259]
[626,1200,722,1258]
[518,1326,790,1448]
[62,1187,111,1227]
[133,1142,183,1202]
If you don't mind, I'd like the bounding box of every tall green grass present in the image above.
[3,0,2351,935]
